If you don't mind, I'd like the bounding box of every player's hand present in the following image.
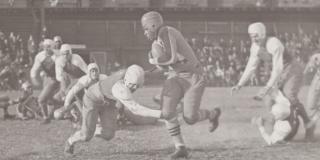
[54,107,66,120]
[231,85,242,96]
[254,86,271,100]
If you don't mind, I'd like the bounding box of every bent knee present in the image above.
[183,114,198,125]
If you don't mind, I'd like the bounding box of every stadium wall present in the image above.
[1,8,320,70]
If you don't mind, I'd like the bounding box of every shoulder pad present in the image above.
[267,37,283,52]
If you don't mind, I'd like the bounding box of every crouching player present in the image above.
[141,11,221,158]
[252,89,299,145]
[56,64,162,155]
[11,81,42,120]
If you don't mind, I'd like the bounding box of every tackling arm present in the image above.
[112,82,161,118]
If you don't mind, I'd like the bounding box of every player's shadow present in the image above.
[120,146,232,159]
[115,147,173,156]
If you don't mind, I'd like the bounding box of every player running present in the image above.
[30,39,60,124]
[54,44,88,123]
[141,11,221,158]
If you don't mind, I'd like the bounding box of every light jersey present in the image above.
[85,70,162,118]
[86,70,126,103]
[30,50,59,79]
[269,120,292,144]
[238,37,292,88]
[155,26,203,74]
[63,74,108,107]
[55,54,87,82]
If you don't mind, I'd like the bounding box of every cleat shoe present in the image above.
[64,141,74,155]
[209,108,221,133]
[170,146,189,159]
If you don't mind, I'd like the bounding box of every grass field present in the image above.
[0,86,320,160]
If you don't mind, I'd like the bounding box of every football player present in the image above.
[231,22,313,140]
[141,11,221,158]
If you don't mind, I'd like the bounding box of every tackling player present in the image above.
[57,64,162,155]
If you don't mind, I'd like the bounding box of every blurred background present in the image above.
[0,0,320,88]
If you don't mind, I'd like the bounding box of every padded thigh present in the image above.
[162,77,184,99]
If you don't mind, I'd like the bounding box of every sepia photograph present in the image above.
[0,0,320,159]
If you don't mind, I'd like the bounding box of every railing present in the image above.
[1,0,320,8]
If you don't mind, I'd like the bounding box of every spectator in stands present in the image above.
[28,35,36,63]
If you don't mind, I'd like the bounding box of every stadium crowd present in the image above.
[190,28,320,87]
[0,31,35,90]
[1,27,320,89]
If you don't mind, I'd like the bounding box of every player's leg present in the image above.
[281,62,311,139]
[307,75,320,117]
[182,74,221,132]
[304,75,320,139]
[37,77,59,124]
[65,95,99,154]
[95,101,118,140]
[161,77,188,158]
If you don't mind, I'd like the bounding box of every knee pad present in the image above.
[162,78,182,99]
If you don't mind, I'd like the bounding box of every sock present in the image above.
[197,109,209,122]
[165,117,185,148]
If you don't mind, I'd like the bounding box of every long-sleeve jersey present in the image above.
[85,70,162,119]
[30,50,59,79]
[154,26,203,75]
[55,54,87,82]
[64,74,108,107]
[238,37,286,88]
[259,120,291,145]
